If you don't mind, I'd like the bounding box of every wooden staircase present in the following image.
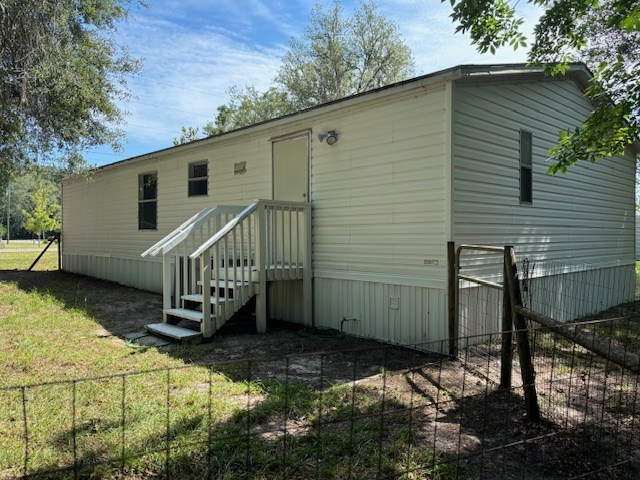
[141,200,312,342]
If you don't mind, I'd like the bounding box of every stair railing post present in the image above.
[302,204,313,327]
[256,203,267,333]
[162,253,173,322]
[201,249,212,338]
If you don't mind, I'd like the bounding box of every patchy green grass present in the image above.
[0,240,48,250]
[0,249,58,271]
[0,279,451,479]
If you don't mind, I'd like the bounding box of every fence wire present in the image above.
[1,317,639,479]
[456,257,637,341]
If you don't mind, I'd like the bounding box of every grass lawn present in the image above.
[0,266,448,479]
[0,249,58,271]
[0,240,49,250]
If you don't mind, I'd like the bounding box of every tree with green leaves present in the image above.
[276,0,415,110]
[447,0,639,172]
[203,87,291,136]
[198,0,414,136]
[22,181,60,244]
[173,126,201,146]
[0,0,141,189]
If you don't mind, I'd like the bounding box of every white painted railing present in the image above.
[141,205,244,318]
[189,199,312,336]
[141,205,244,258]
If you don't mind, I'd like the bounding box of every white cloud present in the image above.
[113,13,287,147]
[85,0,545,165]
[382,0,544,73]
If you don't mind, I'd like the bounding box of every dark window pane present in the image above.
[188,179,208,196]
[190,162,207,179]
[139,201,157,229]
[139,173,157,200]
[520,167,532,203]
[520,131,532,167]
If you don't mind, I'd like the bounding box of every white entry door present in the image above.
[272,134,309,202]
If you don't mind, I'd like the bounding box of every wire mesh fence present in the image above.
[2,318,639,479]
[524,260,636,322]
[456,254,637,344]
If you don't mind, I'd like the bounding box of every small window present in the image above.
[188,161,208,197]
[519,131,532,204]
[138,172,157,230]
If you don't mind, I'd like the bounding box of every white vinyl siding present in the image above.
[637,214,640,260]
[311,83,449,288]
[452,79,635,268]
[314,278,447,347]
[62,135,273,290]
[308,84,449,344]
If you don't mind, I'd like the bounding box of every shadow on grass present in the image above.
[25,377,457,480]
[0,270,441,378]
[23,376,640,479]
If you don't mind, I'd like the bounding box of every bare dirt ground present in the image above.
[2,269,639,479]
[0,270,430,381]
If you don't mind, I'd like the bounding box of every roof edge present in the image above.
[72,62,629,178]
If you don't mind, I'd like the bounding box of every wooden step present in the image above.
[163,308,204,323]
[181,294,228,304]
[145,323,202,342]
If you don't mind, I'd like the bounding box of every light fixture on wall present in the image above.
[317,130,338,145]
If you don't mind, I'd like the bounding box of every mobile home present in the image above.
[61,63,637,345]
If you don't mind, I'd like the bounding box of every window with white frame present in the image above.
[188,161,208,197]
[138,172,157,229]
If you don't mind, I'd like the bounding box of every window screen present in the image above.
[520,131,533,204]
[138,172,157,229]
[188,161,208,197]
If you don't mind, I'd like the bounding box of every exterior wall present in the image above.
[452,78,635,267]
[63,81,450,344]
[309,83,450,344]
[314,278,447,347]
[637,214,640,260]
[452,77,636,323]
[62,133,273,291]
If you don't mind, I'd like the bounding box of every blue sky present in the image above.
[84,0,542,167]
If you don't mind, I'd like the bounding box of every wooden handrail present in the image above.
[141,207,212,257]
[189,201,259,259]
[141,205,244,257]
[189,199,311,260]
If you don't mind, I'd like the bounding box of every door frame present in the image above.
[270,130,311,202]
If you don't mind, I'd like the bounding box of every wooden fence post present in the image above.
[447,241,457,358]
[500,247,513,390]
[515,305,640,375]
[504,246,540,422]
